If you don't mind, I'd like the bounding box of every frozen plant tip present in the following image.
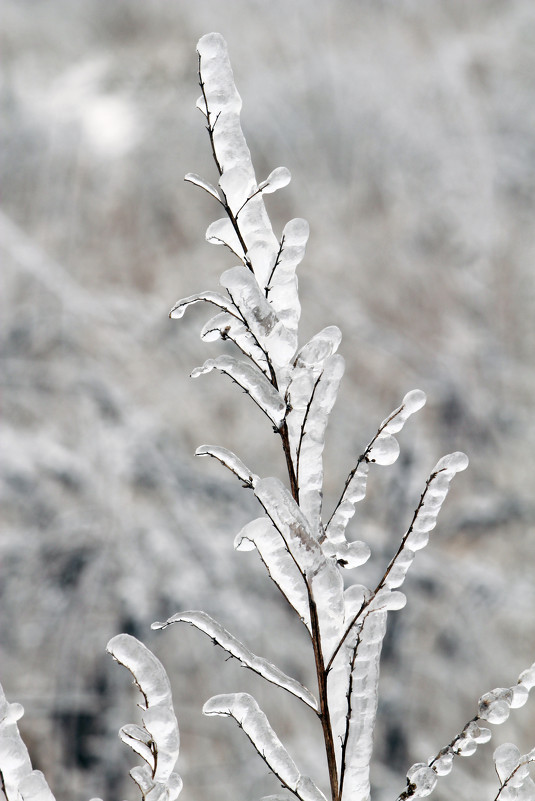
[156,30,533,801]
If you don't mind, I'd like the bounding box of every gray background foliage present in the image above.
[1,2,535,800]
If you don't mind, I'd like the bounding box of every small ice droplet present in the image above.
[518,663,535,690]
[368,433,400,466]
[455,735,477,757]
[433,747,454,776]
[403,389,427,414]
[511,683,530,708]
[405,529,430,551]
[258,166,291,194]
[434,451,469,474]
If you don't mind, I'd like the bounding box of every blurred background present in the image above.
[1,1,535,799]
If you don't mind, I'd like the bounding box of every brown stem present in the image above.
[309,593,340,801]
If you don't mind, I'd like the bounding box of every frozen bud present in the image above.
[455,734,477,757]
[493,743,521,783]
[433,747,454,776]
[406,764,437,797]
[511,683,530,709]
[478,689,513,724]
[368,433,400,465]
[518,663,535,690]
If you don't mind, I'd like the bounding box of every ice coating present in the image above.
[337,610,388,801]
[195,444,258,487]
[494,743,521,783]
[200,312,269,373]
[106,634,181,792]
[234,517,312,630]
[258,166,292,194]
[197,33,281,288]
[265,217,310,333]
[169,290,237,320]
[367,433,400,466]
[220,265,297,365]
[203,693,327,801]
[184,172,220,200]
[206,217,244,257]
[477,687,514,724]
[296,354,345,534]
[254,477,344,654]
[151,611,317,710]
[433,747,454,776]
[0,681,57,801]
[518,663,535,690]
[405,764,437,796]
[191,356,286,428]
[326,390,426,550]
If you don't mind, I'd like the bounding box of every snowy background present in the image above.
[1,1,535,800]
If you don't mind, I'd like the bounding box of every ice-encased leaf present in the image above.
[254,478,344,656]
[197,34,281,287]
[258,167,292,194]
[405,764,437,797]
[203,693,326,801]
[234,517,311,631]
[0,681,57,801]
[295,354,345,534]
[200,311,269,373]
[107,634,181,795]
[191,355,286,427]
[326,390,427,550]
[169,290,238,320]
[494,743,521,783]
[120,725,155,772]
[195,444,258,487]
[184,172,221,201]
[221,265,297,365]
[151,610,317,710]
[219,166,256,210]
[294,326,342,368]
[206,217,244,257]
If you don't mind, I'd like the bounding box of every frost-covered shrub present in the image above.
[1,31,534,801]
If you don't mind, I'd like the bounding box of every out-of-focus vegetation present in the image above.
[1,2,534,800]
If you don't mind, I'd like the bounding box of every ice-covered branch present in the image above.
[107,634,182,801]
[325,390,426,558]
[0,681,56,801]
[396,662,535,799]
[493,744,535,800]
[151,611,317,710]
[203,693,326,801]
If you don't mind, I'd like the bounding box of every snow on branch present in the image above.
[106,634,182,801]
[151,611,317,711]
[203,693,326,801]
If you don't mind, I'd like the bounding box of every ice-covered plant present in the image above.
[0,30,534,801]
